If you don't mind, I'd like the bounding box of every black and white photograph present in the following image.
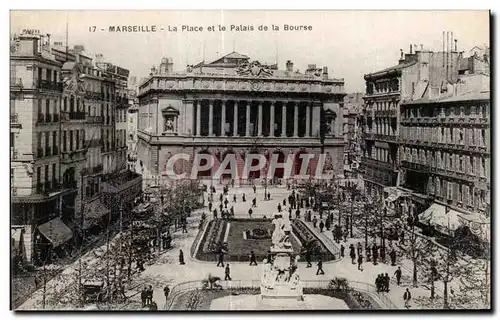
[8,9,491,311]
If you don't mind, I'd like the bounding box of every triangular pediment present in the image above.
[161,105,179,115]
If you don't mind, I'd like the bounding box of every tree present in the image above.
[452,258,490,309]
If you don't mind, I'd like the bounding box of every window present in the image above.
[481,129,486,146]
[44,165,49,183]
[36,167,41,186]
[44,132,50,149]
[69,130,73,151]
[52,163,56,182]
[52,131,56,148]
[63,131,67,152]
[76,130,80,150]
[10,132,14,148]
[447,181,453,200]
[463,185,469,205]
[53,70,57,82]
[63,97,67,112]
[46,99,50,117]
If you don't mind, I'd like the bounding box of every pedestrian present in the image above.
[242,193,246,202]
[267,192,271,200]
[253,185,256,193]
[313,216,318,228]
[357,254,364,271]
[249,250,258,266]
[248,207,253,218]
[163,285,170,304]
[141,287,147,307]
[217,251,224,267]
[179,249,185,265]
[295,209,300,219]
[319,220,325,232]
[375,274,382,293]
[306,251,312,268]
[252,198,257,208]
[149,300,158,311]
[233,194,237,203]
[325,218,331,231]
[357,242,362,256]
[384,273,390,292]
[400,231,405,245]
[224,198,229,208]
[278,203,282,212]
[225,264,232,280]
[394,266,402,286]
[365,244,371,262]
[380,245,386,263]
[219,203,223,213]
[220,193,223,202]
[266,250,272,264]
[343,229,348,242]
[403,288,412,309]
[372,244,378,265]
[208,202,212,212]
[349,246,356,264]
[230,206,234,217]
[213,209,218,219]
[182,221,188,233]
[283,199,287,207]
[316,257,325,275]
[147,285,154,305]
[340,244,345,258]
[390,248,397,266]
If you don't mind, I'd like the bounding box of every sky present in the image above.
[10,10,490,92]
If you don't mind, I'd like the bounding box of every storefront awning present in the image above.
[38,218,73,247]
[11,229,23,251]
[83,199,111,229]
[419,203,461,235]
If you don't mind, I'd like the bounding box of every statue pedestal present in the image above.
[261,248,303,302]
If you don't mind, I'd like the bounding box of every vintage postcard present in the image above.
[10,10,490,311]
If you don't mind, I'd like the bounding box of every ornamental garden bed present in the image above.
[194,218,335,262]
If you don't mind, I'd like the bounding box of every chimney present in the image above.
[420,44,423,51]
[410,44,413,54]
[322,66,328,80]
[454,39,458,52]
[166,58,173,73]
[286,60,293,72]
[159,57,168,74]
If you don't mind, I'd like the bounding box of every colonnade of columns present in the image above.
[193,99,314,138]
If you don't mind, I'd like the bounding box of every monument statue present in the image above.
[261,214,303,304]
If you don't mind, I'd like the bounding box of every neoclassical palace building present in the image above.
[136,52,345,186]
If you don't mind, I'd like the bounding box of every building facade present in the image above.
[10,34,141,264]
[399,64,490,243]
[342,93,363,179]
[361,44,461,202]
[137,52,346,187]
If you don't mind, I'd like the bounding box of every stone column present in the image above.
[305,103,311,137]
[258,101,263,136]
[282,103,287,137]
[196,100,201,136]
[221,100,226,136]
[245,101,251,137]
[270,102,275,137]
[233,101,238,136]
[209,100,214,136]
[293,102,299,137]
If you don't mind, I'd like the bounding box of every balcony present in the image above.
[401,160,430,173]
[361,156,398,171]
[38,80,63,92]
[400,138,489,155]
[69,111,87,120]
[86,115,103,124]
[61,149,87,164]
